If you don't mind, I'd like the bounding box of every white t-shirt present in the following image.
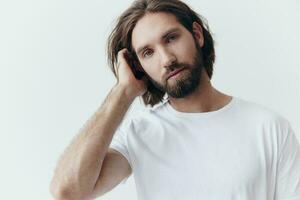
[109,96,300,200]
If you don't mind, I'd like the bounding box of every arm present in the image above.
[49,49,147,200]
[89,148,132,198]
[275,122,300,199]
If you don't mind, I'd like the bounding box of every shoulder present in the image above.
[120,98,168,131]
[235,97,291,130]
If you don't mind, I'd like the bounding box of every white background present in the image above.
[0,0,299,199]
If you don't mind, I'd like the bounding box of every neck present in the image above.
[168,72,232,113]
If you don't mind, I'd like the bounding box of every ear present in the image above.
[192,22,204,47]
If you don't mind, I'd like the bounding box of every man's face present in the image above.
[132,12,205,98]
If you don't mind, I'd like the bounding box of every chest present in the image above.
[128,124,270,198]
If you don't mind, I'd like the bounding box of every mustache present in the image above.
[164,62,191,79]
[166,62,183,71]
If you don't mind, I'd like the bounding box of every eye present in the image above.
[166,34,178,43]
[143,49,153,58]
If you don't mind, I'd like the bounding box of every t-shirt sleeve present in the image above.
[275,120,300,199]
[109,118,133,185]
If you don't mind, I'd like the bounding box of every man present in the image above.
[50,0,300,200]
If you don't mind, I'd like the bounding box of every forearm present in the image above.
[50,84,135,200]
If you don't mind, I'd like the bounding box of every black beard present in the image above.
[147,42,204,98]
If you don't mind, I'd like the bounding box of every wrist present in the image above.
[113,83,136,102]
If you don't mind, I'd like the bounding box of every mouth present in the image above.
[167,68,185,79]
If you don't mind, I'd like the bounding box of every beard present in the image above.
[147,42,204,98]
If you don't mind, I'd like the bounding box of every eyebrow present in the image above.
[135,27,181,56]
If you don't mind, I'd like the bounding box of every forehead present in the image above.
[132,12,185,52]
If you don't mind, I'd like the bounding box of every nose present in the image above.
[159,47,176,69]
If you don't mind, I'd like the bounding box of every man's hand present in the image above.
[115,48,147,99]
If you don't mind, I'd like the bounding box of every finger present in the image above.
[114,63,119,79]
[117,48,128,65]
[115,49,128,77]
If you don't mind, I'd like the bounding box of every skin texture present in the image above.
[50,46,147,200]
[50,11,233,200]
[132,12,232,113]
[132,12,203,96]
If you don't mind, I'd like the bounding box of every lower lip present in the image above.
[169,69,185,79]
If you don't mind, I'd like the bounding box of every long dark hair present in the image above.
[107,0,215,107]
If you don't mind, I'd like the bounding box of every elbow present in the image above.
[49,182,74,200]
[49,183,71,200]
[49,176,95,200]
[49,184,92,200]
[49,186,67,200]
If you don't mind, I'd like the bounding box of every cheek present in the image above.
[144,67,165,84]
[175,35,197,59]
[178,43,196,60]
[141,59,161,79]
